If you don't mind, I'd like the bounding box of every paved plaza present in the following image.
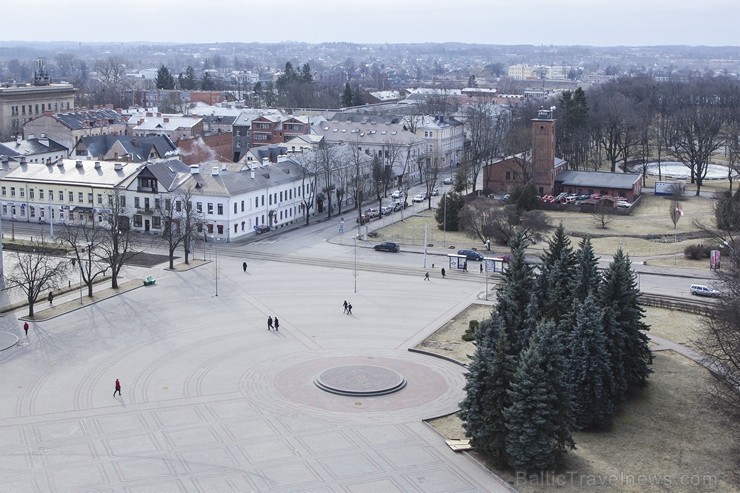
[0,246,512,492]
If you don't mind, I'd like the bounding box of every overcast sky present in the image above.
[3,0,738,46]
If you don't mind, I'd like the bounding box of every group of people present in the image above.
[267,316,280,331]
[342,300,353,314]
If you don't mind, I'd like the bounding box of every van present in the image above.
[690,284,720,297]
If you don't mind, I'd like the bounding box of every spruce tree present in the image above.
[495,233,535,354]
[601,305,627,406]
[567,295,614,430]
[342,83,353,107]
[536,223,577,323]
[571,236,601,302]
[505,320,575,473]
[598,249,652,391]
[459,315,515,466]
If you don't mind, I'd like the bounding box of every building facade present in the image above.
[0,83,76,140]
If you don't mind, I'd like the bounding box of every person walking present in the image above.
[23,322,29,337]
[274,317,279,331]
[242,261,247,273]
[347,303,353,314]
[267,316,273,330]
[113,379,121,397]
[424,272,430,281]
[48,291,54,305]
[463,261,468,272]
[343,300,348,314]
[480,263,483,274]
[441,268,446,278]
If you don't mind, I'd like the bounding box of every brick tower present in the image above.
[531,108,557,196]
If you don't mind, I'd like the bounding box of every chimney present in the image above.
[94,161,101,169]
[114,163,123,171]
[19,156,27,165]
[75,160,83,168]
[262,157,269,167]
[211,166,219,176]
[190,165,200,174]
[250,169,255,179]
[163,117,169,123]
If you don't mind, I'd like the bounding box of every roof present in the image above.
[313,120,423,146]
[2,159,141,188]
[555,170,642,189]
[118,159,191,191]
[183,159,314,198]
[131,115,202,132]
[0,137,68,157]
[76,135,178,162]
[51,108,126,130]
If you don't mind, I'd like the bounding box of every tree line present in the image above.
[459,226,651,473]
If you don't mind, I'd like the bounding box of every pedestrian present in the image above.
[480,263,483,274]
[343,300,348,314]
[242,261,247,273]
[441,267,446,278]
[347,303,353,314]
[23,321,29,337]
[267,316,273,330]
[113,378,121,397]
[463,261,468,272]
[48,291,54,305]
[274,317,279,331]
[424,272,430,281]
[486,239,491,251]
[431,263,435,269]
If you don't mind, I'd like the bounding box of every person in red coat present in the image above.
[113,379,121,397]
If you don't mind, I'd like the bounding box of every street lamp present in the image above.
[210,235,220,296]
[353,235,357,294]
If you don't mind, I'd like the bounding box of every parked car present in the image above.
[391,190,402,199]
[690,284,721,297]
[540,194,554,203]
[554,192,568,202]
[390,201,404,212]
[412,194,426,203]
[254,224,270,234]
[374,241,400,253]
[432,187,440,196]
[501,194,511,202]
[458,249,484,261]
[443,177,453,185]
[380,205,394,215]
[616,200,632,208]
[365,208,379,218]
[356,214,370,224]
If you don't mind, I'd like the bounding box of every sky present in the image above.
[3,0,739,46]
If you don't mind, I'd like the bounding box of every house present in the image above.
[555,171,642,201]
[483,108,567,196]
[129,113,203,143]
[22,108,127,152]
[0,135,69,164]
[402,115,465,169]
[73,135,178,162]
[250,115,310,146]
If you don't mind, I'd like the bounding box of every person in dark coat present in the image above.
[480,263,483,274]
[441,267,446,278]
[274,317,279,331]
[424,272,430,281]
[343,300,348,313]
[48,291,54,305]
[242,261,247,272]
[463,261,468,272]
[23,322,29,337]
[113,379,121,397]
[347,303,353,314]
[267,316,273,330]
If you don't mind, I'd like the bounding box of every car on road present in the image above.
[380,205,394,215]
[356,214,370,224]
[458,249,484,261]
[364,208,379,218]
[690,284,721,297]
[443,177,453,185]
[412,194,426,203]
[374,241,400,252]
[431,187,439,196]
[391,190,402,199]
[254,224,270,234]
[616,200,632,208]
[390,201,404,211]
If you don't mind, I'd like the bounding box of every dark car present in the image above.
[356,214,370,224]
[254,224,270,234]
[458,249,484,261]
[374,241,400,253]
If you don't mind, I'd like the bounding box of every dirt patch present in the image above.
[127,252,175,268]
[423,306,739,493]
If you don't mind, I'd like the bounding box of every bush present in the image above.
[462,320,479,341]
[683,244,711,260]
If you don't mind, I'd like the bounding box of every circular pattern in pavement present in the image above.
[314,364,407,396]
[0,331,19,351]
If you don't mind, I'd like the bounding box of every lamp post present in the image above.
[210,235,220,296]
[49,205,54,238]
[353,235,357,293]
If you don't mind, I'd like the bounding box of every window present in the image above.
[234,224,238,233]
[97,194,102,204]
[234,203,237,214]
[134,197,140,208]
[197,202,203,213]
[505,171,511,180]
[20,188,25,198]
[10,187,15,197]
[40,189,45,200]
[217,204,223,215]
[60,191,65,201]
[30,206,35,218]
[120,196,126,207]
[207,203,213,214]
[154,198,160,210]
[175,200,181,212]
[261,195,264,206]
[144,198,150,210]
[268,194,272,206]
[78,192,84,203]
[133,215,142,227]
[1,186,5,196]
[279,191,283,202]
[152,216,161,229]
[241,201,245,212]
[29,189,35,199]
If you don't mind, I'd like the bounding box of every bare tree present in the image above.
[97,191,140,289]
[157,187,202,269]
[592,202,615,229]
[292,152,318,226]
[57,222,109,297]
[465,100,507,193]
[316,146,340,218]
[460,200,550,245]
[4,237,69,318]
[588,89,639,172]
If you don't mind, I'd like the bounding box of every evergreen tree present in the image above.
[598,249,652,391]
[495,233,536,354]
[434,191,465,231]
[537,224,577,324]
[342,83,353,107]
[182,65,197,90]
[459,315,515,466]
[600,305,627,406]
[567,295,614,430]
[155,65,175,90]
[570,236,601,302]
[200,72,215,90]
[505,320,575,473]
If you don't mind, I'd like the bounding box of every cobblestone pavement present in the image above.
[0,254,513,492]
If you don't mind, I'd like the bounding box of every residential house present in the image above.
[129,113,204,143]
[0,136,69,164]
[73,135,178,162]
[22,108,127,152]
[403,115,465,169]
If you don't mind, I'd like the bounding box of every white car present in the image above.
[443,177,453,185]
[412,194,425,203]
[617,200,632,208]
[391,190,402,199]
